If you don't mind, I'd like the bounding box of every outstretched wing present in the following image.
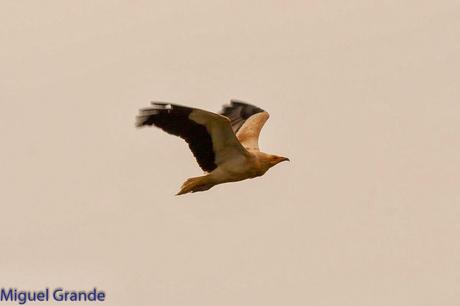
[220,99,265,133]
[136,102,248,172]
[220,100,269,151]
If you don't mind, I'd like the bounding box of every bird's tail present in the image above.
[176,175,214,196]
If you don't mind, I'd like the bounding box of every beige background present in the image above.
[1,1,459,305]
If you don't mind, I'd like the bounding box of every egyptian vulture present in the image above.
[136,100,289,195]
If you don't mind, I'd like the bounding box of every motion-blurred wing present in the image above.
[220,100,269,151]
[220,100,265,133]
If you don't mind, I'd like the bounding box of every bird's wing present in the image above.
[136,102,249,172]
[220,100,269,151]
[220,100,265,133]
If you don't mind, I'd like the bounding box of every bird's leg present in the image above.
[176,175,214,195]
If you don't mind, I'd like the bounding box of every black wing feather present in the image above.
[220,100,265,133]
[136,103,217,172]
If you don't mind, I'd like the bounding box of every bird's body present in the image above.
[136,100,289,195]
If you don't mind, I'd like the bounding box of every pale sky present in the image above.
[1,1,459,305]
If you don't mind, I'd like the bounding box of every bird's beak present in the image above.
[280,157,290,162]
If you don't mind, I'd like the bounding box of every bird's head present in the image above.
[267,155,290,167]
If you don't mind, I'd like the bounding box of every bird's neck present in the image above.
[252,151,275,173]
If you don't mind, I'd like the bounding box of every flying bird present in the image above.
[136,100,289,195]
